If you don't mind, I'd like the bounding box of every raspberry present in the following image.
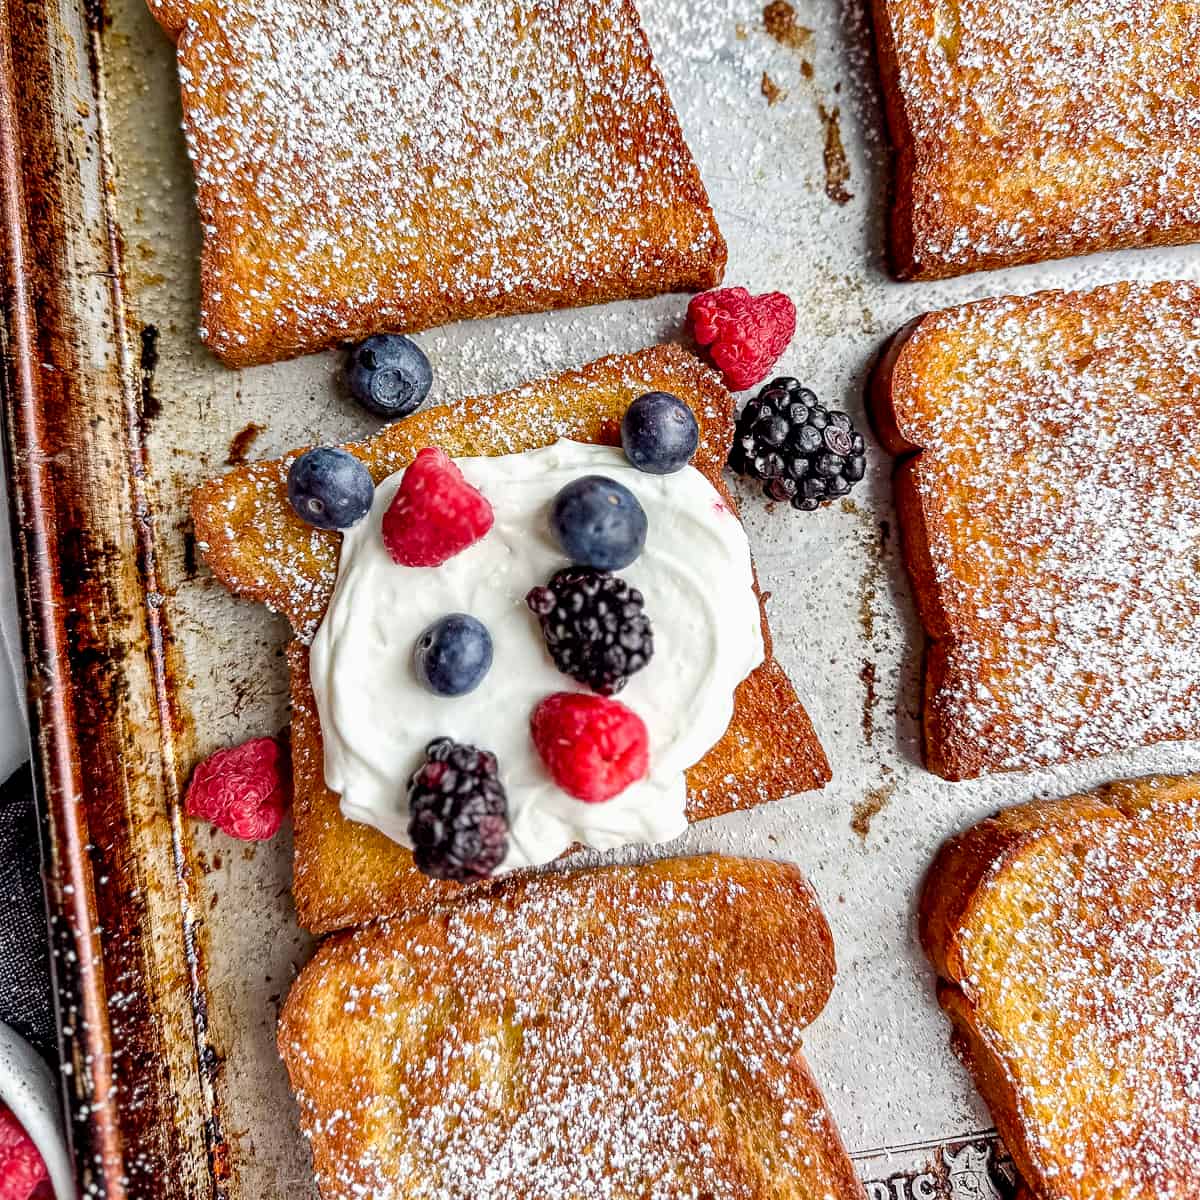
[531,692,649,803]
[0,1104,48,1200]
[382,447,494,567]
[186,736,289,841]
[687,287,797,392]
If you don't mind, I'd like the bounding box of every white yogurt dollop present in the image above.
[309,440,764,871]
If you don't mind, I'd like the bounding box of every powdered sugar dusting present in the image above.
[879,0,1200,272]
[155,0,723,364]
[280,858,854,1199]
[194,346,737,643]
[898,280,1200,774]
[952,778,1200,1196]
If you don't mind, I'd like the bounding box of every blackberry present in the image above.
[407,738,508,881]
[728,377,867,511]
[526,568,653,696]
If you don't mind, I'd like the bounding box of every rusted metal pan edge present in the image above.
[0,0,226,1194]
[0,10,126,1193]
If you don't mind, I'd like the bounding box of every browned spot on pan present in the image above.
[763,0,812,50]
[860,659,878,742]
[761,71,787,106]
[851,779,895,839]
[818,103,853,205]
[226,420,264,465]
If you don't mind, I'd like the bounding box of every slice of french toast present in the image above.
[147,0,726,367]
[920,774,1200,1200]
[279,853,864,1200]
[869,280,1200,780]
[870,0,1200,280]
[192,345,830,933]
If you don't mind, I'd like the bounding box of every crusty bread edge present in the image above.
[283,853,840,1035]
[868,315,978,779]
[147,0,188,39]
[918,776,1200,1200]
[866,0,921,281]
[919,793,1126,1200]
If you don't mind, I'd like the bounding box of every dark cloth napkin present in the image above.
[0,765,55,1063]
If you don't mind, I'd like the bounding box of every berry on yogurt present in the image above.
[549,475,647,571]
[413,613,493,696]
[345,333,433,420]
[383,447,494,567]
[621,391,699,474]
[407,737,508,880]
[531,692,649,803]
[526,568,652,695]
[287,447,374,531]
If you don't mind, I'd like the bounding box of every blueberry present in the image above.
[413,614,493,696]
[621,391,699,474]
[345,334,433,420]
[287,447,374,531]
[550,475,647,570]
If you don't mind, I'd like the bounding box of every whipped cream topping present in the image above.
[308,440,764,871]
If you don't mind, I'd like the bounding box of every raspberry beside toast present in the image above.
[870,0,1200,280]
[279,853,865,1200]
[192,345,830,932]
[920,775,1200,1200]
[148,0,726,367]
[870,280,1200,780]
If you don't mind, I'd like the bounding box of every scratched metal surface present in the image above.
[85,0,1200,1193]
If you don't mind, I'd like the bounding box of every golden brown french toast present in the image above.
[279,853,864,1200]
[192,345,830,932]
[869,280,1200,780]
[919,774,1200,1200]
[146,0,726,367]
[870,0,1200,280]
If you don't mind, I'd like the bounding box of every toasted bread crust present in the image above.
[869,0,1200,280]
[148,0,725,366]
[869,281,1200,779]
[920,776,1200,1200]
[193,346,830,932]
[279,855,864,1200]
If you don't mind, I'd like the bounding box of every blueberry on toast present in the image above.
[192,345,830,932]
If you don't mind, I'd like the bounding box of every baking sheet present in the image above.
[54,0,1200,1191]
